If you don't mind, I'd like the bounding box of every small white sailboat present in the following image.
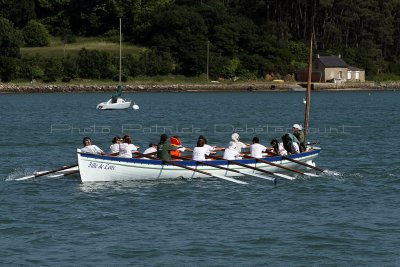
[97,85,132,110]
[96,18,139,111]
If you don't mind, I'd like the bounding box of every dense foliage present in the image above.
[1,0,400,82]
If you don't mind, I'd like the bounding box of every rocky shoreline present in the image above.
[0,81,399,93]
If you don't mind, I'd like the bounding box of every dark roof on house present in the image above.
[316,56,348,67]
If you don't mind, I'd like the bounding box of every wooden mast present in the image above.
[303,32,313,144]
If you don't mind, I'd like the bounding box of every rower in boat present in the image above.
[119,135,139,158]
[282,133,300,154]
[292,124,306,152]
[223,141,242,160]
[143,143,157,155]
[198,135,225,154]
[269,139,288,156]
[231,133,250,153]
[110,136,122,154]
[157,134,182,160]
[170,136,192,159]
[81,137,105,155]
[249,137,268,158]
[192,139,211,161]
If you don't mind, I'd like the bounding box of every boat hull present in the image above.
[96,98,131,110]
[77,149,320,182]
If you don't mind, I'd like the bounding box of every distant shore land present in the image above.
[1,81,399,93]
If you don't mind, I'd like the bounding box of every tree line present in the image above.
[1,0,400,82]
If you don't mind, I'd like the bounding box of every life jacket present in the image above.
[170,137,182,157]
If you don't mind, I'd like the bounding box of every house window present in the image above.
[347,71,352,80]
[338,71,343,79]
[355,71,360,80]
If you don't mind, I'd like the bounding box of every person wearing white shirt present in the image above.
[110,136,122,154]
[192,139,210,161]
[118,135,139,158]
[81,137,104,155]
[231,133,249,152]
[143,143,157,155]
[250,137,267,158]
[223,141,242,160]
[140,143,157,159]
[291,142,300,154]
[198,135,225,154]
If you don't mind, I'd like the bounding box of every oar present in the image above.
[16,164,78,181]
[48,169,80,178]
[243,155,319,177]
[164,159,247,184]
[269,151,337,174]
[211,156,294,180]
[174,156,276,184]
[133,152,247,185]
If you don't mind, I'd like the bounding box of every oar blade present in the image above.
[15,175,35,181]
[212,174,247,185]
[304,172,319,177]
[240,171,276,182]
[273,173,296,180]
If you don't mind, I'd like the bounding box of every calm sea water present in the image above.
[0,90,399,266]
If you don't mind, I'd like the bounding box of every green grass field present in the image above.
[20,37,146,58]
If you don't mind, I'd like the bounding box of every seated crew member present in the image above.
[119,135,139,158]
[269,139,288,156]
[223,141,242,160]
[249,137,267,158]
[198,135,224,154]
[81,137,105,155]
[192,138,210,161]
[292,124,306,152]
[282,133,300,154]
[110,136,122,154]
[170,136,191,159]
[157,134,180,161]
[231,133,250,153]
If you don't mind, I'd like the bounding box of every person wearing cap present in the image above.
[249,136,267,158]
[292,124,306,152]
[231,133,250,153]
[223,141,242,160]
[81,137,105,155]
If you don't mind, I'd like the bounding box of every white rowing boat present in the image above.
[76,148,320,182]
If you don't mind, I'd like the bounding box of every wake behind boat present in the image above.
[76,148,320,183]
